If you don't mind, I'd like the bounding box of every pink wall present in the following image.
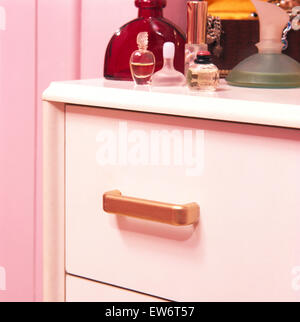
[35,0,81,301]
[0,0,36,302]
[0,0,81,302]
[0,0,187,302]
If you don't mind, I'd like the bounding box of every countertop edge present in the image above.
[42,81,300,130]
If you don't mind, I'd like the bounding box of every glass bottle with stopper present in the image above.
[152,42,186,86]
[227,0,300,88]
[130,32,155,85]
[187,51,219,91]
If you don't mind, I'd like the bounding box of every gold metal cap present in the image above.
[187,1,208,44]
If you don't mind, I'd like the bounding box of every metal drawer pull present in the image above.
[103,190,199,226]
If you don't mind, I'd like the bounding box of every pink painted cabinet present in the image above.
[65,105,300,302]
[42,80,300,302]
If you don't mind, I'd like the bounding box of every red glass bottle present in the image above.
[104,0,186,81]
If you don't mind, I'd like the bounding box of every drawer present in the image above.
[66,105,300,302]
[66,274,164,302]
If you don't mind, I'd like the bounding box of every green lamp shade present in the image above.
[226,53,300,88]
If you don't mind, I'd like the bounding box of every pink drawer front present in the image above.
[66,275,164,302]
[66,105,300,302]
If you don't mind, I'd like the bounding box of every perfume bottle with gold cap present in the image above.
[185,0,208,75]
[130,32,156,85]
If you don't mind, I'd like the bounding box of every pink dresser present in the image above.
[43,79,300,302]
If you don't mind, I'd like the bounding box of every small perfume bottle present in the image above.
[187,51,219,91]
[185,0,208,75]
[152,42,186,86]
[130,32,155,85]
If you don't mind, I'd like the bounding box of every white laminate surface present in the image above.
[43,78,300,129]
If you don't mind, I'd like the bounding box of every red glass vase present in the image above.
[104,0,186,81]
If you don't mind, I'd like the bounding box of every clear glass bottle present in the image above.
[104,0,186,81]
[152,42,186,86]
[130,32,155,85]
[187,51,219,91]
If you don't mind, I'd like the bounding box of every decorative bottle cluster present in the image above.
[105,0,221,91]
[103,0,300,90]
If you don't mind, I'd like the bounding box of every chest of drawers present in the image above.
[43,79,300,302]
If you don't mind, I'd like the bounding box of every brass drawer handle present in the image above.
[103,190,199,226]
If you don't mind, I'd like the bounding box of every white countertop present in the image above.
[43,78,300,129]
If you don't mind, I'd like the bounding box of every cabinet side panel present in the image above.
[43,101,65,302]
